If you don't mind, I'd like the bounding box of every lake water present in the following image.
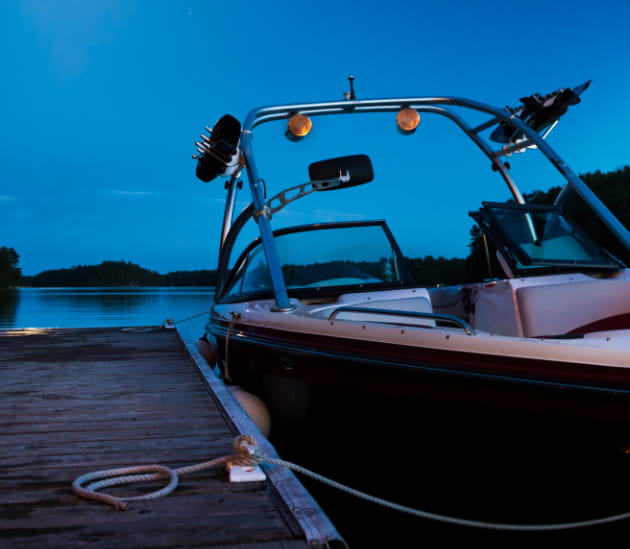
[0,287,211,343]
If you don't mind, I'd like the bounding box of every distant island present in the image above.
[3,166,630,289]
[18,260,218,288]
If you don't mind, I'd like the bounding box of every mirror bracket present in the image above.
[311,170,350,191]
[254,177,344,220]
[253,155,373,220]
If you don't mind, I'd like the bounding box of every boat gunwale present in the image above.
[207,309,630,396]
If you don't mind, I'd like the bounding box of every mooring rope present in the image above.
[162,309,211,329]
[120,309,210,333]
[222,312,241,382]
[72,434,630,531]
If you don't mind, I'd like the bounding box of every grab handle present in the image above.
[327,306,475,335]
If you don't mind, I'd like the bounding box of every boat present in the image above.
[192,77,630,429]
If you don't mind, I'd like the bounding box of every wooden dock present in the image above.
[0,326,347,548]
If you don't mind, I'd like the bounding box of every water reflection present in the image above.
[0,289,19,327]
[0,287,214,337]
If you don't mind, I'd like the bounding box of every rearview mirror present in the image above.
[308,154,374,191]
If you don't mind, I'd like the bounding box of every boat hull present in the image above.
[209,314,630,425]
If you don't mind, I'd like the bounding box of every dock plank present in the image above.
[0,327,346,549]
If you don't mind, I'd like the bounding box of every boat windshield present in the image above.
[471,202,624,275]
[223,221,412,301]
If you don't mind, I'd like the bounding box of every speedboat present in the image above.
[193,77,630,428]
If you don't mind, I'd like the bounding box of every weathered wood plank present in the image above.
[0,415,221,436]
[0,327,346,549]
[1,492,301,549]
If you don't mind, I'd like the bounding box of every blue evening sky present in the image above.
[2,0,630,276]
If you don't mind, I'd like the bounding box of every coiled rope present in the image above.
[72,435,257,511]
[72,434,630,531]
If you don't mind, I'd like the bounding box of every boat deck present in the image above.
[0,326,345,549]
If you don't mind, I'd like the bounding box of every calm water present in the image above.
[0,287,212,342]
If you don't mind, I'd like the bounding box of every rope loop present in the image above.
[72,465,178,511]
[232,433,260,466]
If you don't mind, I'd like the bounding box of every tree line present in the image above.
[406,165,630,284]
[0,247,20,288]
[3,166,630,288]
[17,261,218,288]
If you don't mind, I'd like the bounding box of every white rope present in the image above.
[72,465,179,510]
[163,309,211,328]
[72,435,630,532]
[71,436,251,510]
[263,455,630,532]
[120,309,210,333]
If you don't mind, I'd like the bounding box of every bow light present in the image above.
[396,107,420,135]
[286,113,312,141]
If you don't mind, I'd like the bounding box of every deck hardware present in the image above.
[343,74,356,100]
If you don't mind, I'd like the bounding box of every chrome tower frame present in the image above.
[218,96,630,311]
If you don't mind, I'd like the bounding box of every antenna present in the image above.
[343,74,356,100]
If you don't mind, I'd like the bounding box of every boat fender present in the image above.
[195,336,217,366]
[229,386,272,438]
[262,374,311,425]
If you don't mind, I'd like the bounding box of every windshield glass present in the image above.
[475,202,623,272]
[224,221,409,299]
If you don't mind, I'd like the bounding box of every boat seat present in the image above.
[516,279,630,337]
[307,289,436,327]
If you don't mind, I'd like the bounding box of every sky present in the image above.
[3,0,630,276]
